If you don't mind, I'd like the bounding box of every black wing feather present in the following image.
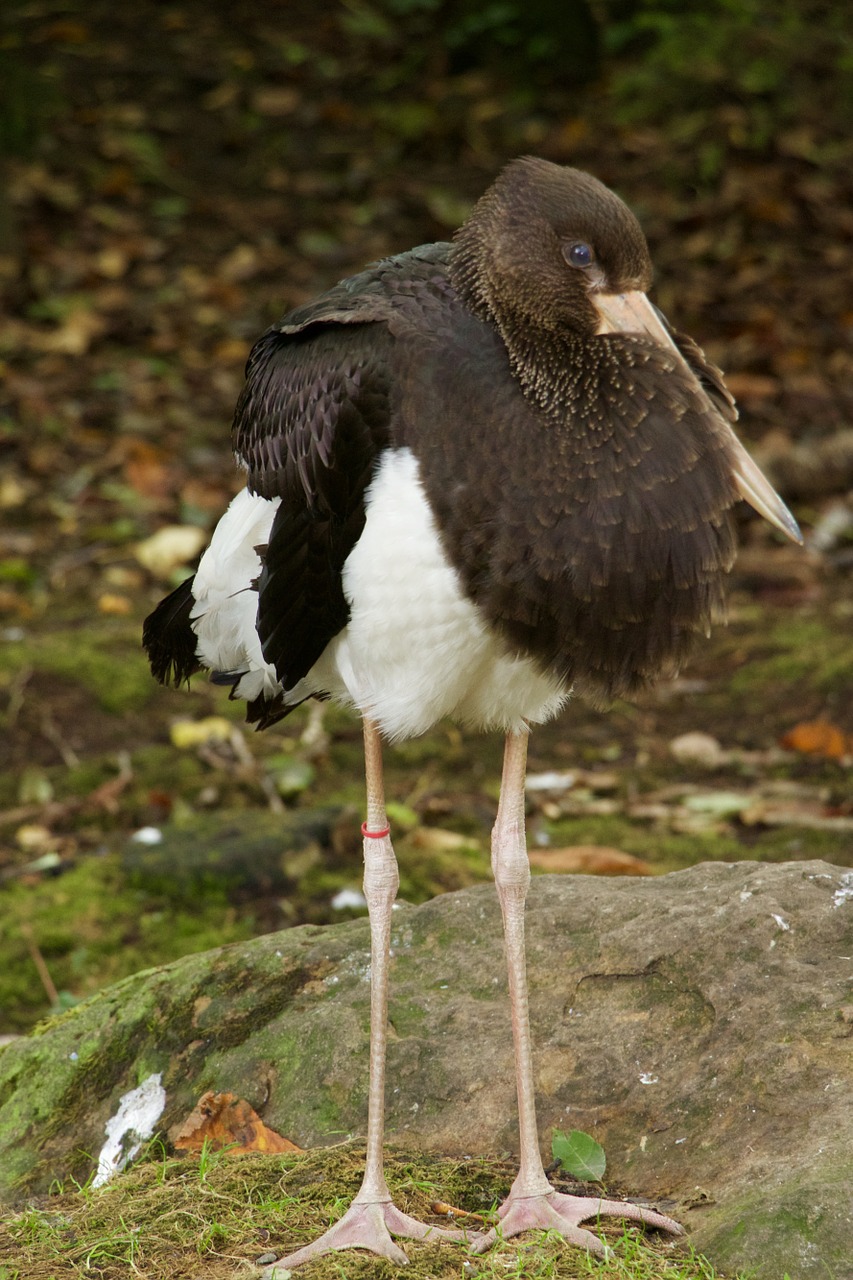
[232,322,395,691]
[653,305,738,424]
[231,245,453,694]
[142,576,201,687]
[142,244,452,714]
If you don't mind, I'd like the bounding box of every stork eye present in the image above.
[563,241,594,269]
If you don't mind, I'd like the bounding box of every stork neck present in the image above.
[500,323,597,426]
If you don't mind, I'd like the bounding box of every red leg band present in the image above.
[361,821,391,839]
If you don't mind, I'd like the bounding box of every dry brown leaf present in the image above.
[123,440,173,498]
[252,87,300,116]
[40,307,106,355]
[97,592,132,616]
[529,845,654,876]
[41,19,90,43]
[134,524,208,577]
[781,720,850,759]
[212,337,251,364]
[171,1091,301,1155]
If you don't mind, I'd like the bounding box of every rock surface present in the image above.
[1,860,851,1278]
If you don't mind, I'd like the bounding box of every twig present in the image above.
[429,1201,486,1222]
[0,754,134,829]
[40,710,80,769]
[20,922,59,1006]
[4,664,33,727]
[86,750,133,813]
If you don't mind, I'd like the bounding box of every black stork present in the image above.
[143,158,802,1268]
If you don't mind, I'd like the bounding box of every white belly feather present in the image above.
[190,448,568,740]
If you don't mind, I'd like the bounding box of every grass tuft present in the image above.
[0,1142,748,1279]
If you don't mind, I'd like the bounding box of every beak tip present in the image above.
[753,501,803,546]
[778,507,804,546]
[731,450,803,547]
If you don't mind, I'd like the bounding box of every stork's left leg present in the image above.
[265,717,474,1272]
[472,728,682,1258]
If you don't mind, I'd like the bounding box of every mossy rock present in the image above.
[1,861,850,1279]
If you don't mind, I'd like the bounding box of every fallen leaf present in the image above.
[15,824,55,852]
[0,474,31,508]
[40,306,106,355]
[741,801,853,831]
[526,769,619,794]
[218,244,261,283]
[552,1128,606,1181]
[252,88,300,116]
[170,717,235,749]
[96,247,130,279]
[682,791,753,817]
[172,1091,301,1154]
[123,440,173,498]
[212,336,251,364]
[781,720,850,759]
[97,592,132,615]
[41,19,90,43]
[669,731,727,767]
[525,770,577,793]
[203,82,241,111]
[134,524,207,577]
[529,845,653,876]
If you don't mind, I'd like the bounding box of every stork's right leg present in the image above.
[264,718,475,1272]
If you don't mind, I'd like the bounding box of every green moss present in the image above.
[0,622,156,714]
[396,837,488,899]
[0,855,257,1035]
[723,616,853,696]
[746,826,850,863]
[387,999,427,1035]
[124,742,212,793]
[694,1154,853,1278]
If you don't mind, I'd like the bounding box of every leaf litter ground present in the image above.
[1,1,851,1277]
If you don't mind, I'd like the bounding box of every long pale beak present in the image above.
[594,291,803,545]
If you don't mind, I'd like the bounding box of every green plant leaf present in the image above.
[551,1129,606,1182]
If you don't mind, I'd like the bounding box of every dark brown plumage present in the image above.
[143,158,800,1270]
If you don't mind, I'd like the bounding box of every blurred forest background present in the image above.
[1,0,852,1036]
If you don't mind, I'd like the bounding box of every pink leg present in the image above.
[472,729,683,1258]
[265,718,475,1273]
